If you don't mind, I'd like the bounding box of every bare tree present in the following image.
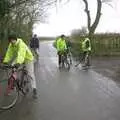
[82,0,112,38]
[0,0,58,55]
[0,0,57,36]
[59,0,113,38]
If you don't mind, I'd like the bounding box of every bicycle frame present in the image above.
[75,51,90,67]
[0,65,31,110]
[1,65,27,95]
[4,67,17,95]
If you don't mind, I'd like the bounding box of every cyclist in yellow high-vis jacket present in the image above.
[81,37,91,66]
[56,35,67,67]
[4,38,34,64]
[82,37,91,52]
[3,34,37,98]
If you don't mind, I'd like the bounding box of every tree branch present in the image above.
[82,0,91,32]
[9,0,32,8]
[90,0,102,35]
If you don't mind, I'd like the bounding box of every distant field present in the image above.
[39,37,56,41]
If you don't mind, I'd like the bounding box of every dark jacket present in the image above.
[30,37,39,49]
[66,40,72,49]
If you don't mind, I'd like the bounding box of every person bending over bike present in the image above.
[81,36,91,67]
[56,34,67,68]
[3,34,37,98]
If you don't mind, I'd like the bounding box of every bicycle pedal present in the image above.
[4,90,13,96]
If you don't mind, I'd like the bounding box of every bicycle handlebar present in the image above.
[0,64,19,70]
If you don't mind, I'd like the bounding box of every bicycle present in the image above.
[59,51,70,71]
[67,47,72,65]
[0,64,32,110]
[75,51,90,69]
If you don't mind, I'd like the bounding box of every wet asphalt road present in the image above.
[0,41,120,120]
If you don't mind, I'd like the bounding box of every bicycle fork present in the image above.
[6,72,17,95]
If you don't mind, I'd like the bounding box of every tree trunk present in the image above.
[89,0,102,36]
[82,0,102,38]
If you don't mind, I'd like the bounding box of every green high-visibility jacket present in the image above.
[82,38,91,52]
[56,38,67,52]
[3,38,34,64]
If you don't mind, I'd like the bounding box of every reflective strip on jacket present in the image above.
[3,38,34,64]
[82,38,91,52]
[56,38,67,51]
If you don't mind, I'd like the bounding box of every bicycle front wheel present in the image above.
[0,77,19,110]
[64,59,70,71]
[19,74,32,96]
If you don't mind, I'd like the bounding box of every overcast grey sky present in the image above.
[33,0,120,36]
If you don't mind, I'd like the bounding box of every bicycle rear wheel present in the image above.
[0,77,19,110]
[60,55,70,71]
[84,54,89,66]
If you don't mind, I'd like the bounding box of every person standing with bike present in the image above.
[56,34,67,68]
[65,37,72,64]
[3,34,37,98]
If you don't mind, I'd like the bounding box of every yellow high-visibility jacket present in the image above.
[3,38,34,64]
[56,38,67,52]
[82,38,91,52]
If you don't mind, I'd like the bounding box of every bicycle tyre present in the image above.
[0,77,19,110]
[65,59,70,70]
[84,54,89,66]
[60,55,70,70]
